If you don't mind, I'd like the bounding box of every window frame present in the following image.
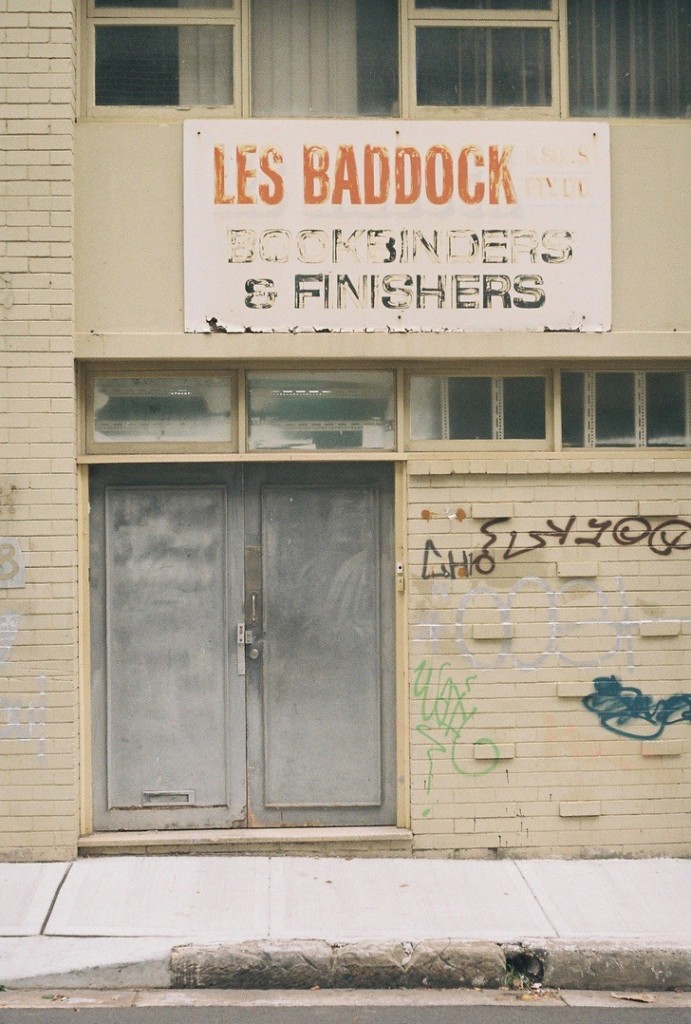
[406,367,554,450]
[559,367,691,449]
[82,0,244,119]
[404,0,562,119]
[410,1,558,24]
[407,19,561,118]
[244,369,398,453]
[82,364,239,454]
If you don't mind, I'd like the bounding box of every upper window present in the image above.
[410,0,557,116]
[251,0,398,117]
[568,0,690,118]
[84,0,690,118]
[87,0,398,116]
[91,0,240,110]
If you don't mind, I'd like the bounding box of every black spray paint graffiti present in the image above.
[413,660,499,816]
[582,675,691,740]
[421,515,691,578]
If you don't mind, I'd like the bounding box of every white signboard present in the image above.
[184,120,611,334]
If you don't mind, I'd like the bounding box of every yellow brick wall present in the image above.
[408,456,691,857]
[0,0,79,861]
[1,11,689,861]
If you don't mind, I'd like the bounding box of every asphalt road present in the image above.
[1,1005,691,1024]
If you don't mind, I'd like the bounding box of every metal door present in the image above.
[89,463,395,830]
[244,463,396,826]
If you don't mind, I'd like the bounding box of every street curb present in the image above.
[170,940,506,990]
[522,941,691,992]
[170,939,691,992]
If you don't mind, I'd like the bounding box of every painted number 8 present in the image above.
[0,543,20,582]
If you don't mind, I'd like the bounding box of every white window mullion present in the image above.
[634,372,646,447]
[493,377,504,440]
[441,377,451,441]
[584,371,596,447]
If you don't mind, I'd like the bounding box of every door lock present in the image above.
[239,622,263,664]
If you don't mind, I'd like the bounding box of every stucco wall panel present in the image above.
[75,123,690,356]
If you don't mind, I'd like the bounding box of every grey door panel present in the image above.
[90,465,245,830]
[245,464,396,826]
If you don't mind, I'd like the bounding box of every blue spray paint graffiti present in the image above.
[582,675,691,740]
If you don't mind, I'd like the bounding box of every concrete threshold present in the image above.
[78,827,414,858]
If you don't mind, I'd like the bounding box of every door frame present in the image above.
[79,457,410,837]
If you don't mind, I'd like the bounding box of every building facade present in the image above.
[1,0,690,861]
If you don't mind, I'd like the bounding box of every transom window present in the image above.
[409,373,549,448]
[81,366,691,455]
[561,371,691,448]
[83,0,690,118]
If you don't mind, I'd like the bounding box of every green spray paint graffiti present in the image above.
[413,659,499,816]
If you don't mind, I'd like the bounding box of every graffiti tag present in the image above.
[421,515,691,578]
[414,577,687,672]
[422,540,477,579]
[413,659,499,812]
[0,613,47,757]
[0,612,20,667]
[582,675,691,740]
[0,674,47,758]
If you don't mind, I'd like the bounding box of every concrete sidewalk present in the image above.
[1,856,691,991]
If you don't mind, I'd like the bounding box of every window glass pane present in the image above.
[646,372,687,446]
[448,377,493,439]
[410,376,446,439]
[416,26,551,106]
[247,372,395,451]
[93,378,232,443]
[503,377,545,438]
[251,0,398,116]
[595,372,635,446]
[95,25,233,105]
[95,0,232,7]
[561,371,585,447]
[568,0,691,118]
[356,0,399,115]
[416,1,551,8]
